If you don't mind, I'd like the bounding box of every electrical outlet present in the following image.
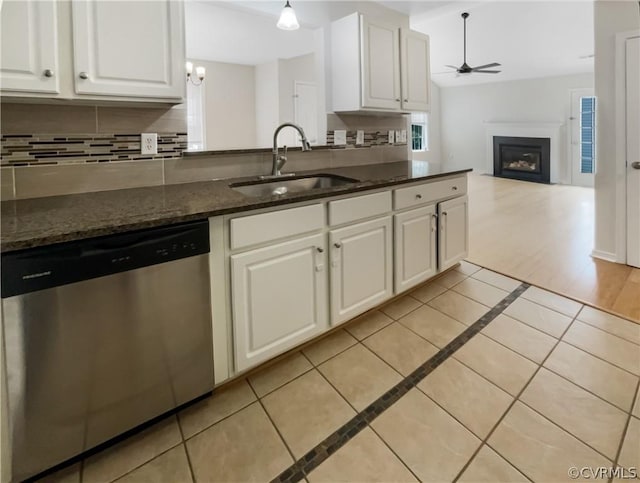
[396,130,402,143]
[334,130,347,146]
[400,130,407,143]
[356,130,364,145]
[141,133,158,155]
[388,130,395,144]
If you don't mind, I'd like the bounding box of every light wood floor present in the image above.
[467,173,640,322]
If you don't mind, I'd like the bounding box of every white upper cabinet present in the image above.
[0,0,185,102]
[361,16,401,110]
[71,1,185,99]
[401,30,430,112]
[0,0,59,93]
[331,12,430,113]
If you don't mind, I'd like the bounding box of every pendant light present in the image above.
[277,1,299,30]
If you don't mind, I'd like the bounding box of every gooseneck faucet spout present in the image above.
[270,122,312,177]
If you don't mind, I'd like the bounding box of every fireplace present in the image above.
[493,136,551,184]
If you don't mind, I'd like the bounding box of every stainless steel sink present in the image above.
[230,174,358,197]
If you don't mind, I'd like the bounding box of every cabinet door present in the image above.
[231,234,327,372]
[71,0,185,100]
[395,205,437,294]
[360,16,401,110]
[330,216,393,325]
[401,30,430,112]
[0,0,59,93]
[438,196,469,271]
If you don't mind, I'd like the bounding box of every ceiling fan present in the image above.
[441,12,501,75]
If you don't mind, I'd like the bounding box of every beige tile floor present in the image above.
[40,261,640,483]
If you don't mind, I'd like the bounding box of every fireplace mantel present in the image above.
[484,122,565,183]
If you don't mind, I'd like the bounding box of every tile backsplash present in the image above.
[0,104,410,201]
[1,133,187,166]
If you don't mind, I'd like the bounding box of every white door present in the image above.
[569,88,596,187]
[401,30,430,112]
[438,196,469,271]
[330,216,393,325]
[626,36,640,268]
[394,205,437,294]
[294,81,318,145]
[71,0,185,99]
[0,0,59,93]
[231,234,327,371]
[360,16,401,110]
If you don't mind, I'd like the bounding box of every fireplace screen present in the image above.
[501,147,541,173]
[493,136,550,184]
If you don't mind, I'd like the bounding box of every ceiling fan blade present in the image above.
[472,69,501,74]
[471,62,501,70]
[433,71,456,75]
[444,65,460,71]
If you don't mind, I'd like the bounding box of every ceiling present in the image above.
[410,1,594,87]
[186,1,594,85]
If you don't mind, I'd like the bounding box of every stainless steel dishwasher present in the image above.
[1,220,214,481]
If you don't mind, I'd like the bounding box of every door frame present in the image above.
[614,29,640,264]
[568,88,595,187]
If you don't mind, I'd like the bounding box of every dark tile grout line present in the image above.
[174,413,197,483]
[270,283,531,483]
[246,379,302,480]
[610,377,640,483]
[451,309,581,482]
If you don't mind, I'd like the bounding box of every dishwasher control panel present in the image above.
[1,220,210,298]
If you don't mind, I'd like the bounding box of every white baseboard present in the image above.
[591,249,620,263]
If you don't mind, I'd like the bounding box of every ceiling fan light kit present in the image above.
[445,12,502,76]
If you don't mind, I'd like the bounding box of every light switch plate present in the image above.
[400,130,407,143]
[388,130,395,144]
[356,130,364,145]
[334,130,347,145]
[395,130,402,143]
[141,133,158,155]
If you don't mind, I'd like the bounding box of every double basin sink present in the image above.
[230,174,358,197]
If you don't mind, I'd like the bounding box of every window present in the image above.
[186,81,206,151]
[411,112,428,152]
[580,96,596,174]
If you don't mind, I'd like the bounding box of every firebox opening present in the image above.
[493,136,551,184]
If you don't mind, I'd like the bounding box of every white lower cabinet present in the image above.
[231,233,328,372]
[438,195,469,270]
[330,216,393,325]
[394,204,437,294]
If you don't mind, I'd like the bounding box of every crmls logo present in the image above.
[22,271,52,280]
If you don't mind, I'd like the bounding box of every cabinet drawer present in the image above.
[329,191,392,226]
[394,177,467,211]
[230,203,324,250]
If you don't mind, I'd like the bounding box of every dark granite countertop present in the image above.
[1,161,471,252]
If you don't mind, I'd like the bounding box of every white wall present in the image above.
[593,1,640,261]
[255,61,280,148]
[278,54,316,146]
[412,81,442,165]
[439,73,594,179]
[194,60,257,150]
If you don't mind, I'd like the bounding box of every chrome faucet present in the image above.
[269,122,312,177]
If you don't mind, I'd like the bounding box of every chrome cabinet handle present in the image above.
[43,69,54,78]
[395,98,400,102]
[632,161,640,170]
[334,242,342,248]
[404,99,408,102]
[79,72,89,79]
[452,186,458,191]
[442,212,448,216]
[316,247,324,253]
[415,194,422,199]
